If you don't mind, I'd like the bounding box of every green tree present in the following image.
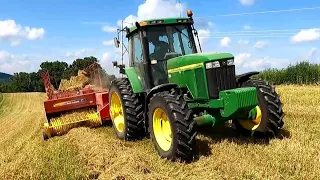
[40,61,69,89]
[0,56,116,93]
[68,56,99,76]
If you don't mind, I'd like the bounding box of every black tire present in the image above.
[109,78,145,141]
[233,79,285,138]
[148,88,197,162]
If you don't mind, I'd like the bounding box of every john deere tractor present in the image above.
[109,10,284,162]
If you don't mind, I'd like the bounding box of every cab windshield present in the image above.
[146,24,197,61]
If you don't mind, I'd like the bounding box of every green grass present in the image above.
[0,86,319,179]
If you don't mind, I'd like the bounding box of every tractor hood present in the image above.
[167,52,234,70]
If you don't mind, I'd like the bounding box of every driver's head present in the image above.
[149,34,160,45]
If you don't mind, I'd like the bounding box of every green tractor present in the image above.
[109,10,285,162]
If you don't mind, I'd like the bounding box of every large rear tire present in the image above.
[148,88,197,162]
[109,78,145,141]
[233,79,285,138]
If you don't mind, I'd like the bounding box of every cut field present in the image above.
[0,85,319,180]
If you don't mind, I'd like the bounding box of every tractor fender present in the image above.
[236,71,260,86]
[143,83,179,133]
[145,83,178,102]
[124,67,144,93]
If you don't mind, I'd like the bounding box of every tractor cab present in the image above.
[144,22,198,85]
[113,10,200,89]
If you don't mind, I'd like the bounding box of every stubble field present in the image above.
[0,85,319,180]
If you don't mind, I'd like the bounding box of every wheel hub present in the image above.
[152,108,172,151]
[238,105,262,130]
[110,92,125,133]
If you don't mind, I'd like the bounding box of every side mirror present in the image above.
[114,37,120,48]
[112,61,118,68]
[112,61,126,74]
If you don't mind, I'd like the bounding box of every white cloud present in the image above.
[238,39,249,45]
[235,53,251,66]
[254,40,268,49]
[194,29,211,52]
[100,51,122,77]
[243,56,290,70]
[198,29,211,45]
[239,0,255,6]
[243,25,251,30]
[65,48,95,59]
[291,28,320,43]
[220,37,231,47]
[102,52,111,62]
[102,25,118,33]
[233,52,291,74]
[0,49,122,75]
[117,0,186,27]
[0,51,14,62]
[0,60,31,74]
[101,52,115,71]
[103,40,114,46]
[0,50,35,74]
[0,20,45,46]
[26,27,45,40]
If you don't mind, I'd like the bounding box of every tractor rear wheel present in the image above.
[233,79,285,138]
[148,88,197,162]
[109,78,145,141]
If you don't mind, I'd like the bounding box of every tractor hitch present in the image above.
[194,114,215,126]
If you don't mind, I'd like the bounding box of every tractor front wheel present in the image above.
[148,88,197,162]
[109,78,145,141]
[233,79,285,138]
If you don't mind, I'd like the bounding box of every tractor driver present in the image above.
[148,33,170,85]
[149,35,170,60]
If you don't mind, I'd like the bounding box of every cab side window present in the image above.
[132,33,143,65]
[130,32,147,89]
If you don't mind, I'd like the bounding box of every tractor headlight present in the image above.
[206,61,220,69]
[227,59,234,66]
[212,61,220,68]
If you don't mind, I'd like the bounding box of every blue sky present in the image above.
[0,0,320,75]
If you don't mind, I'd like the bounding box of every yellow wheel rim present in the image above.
[152,108,172,151]
[110,91,125,133]
[238,106,262,131]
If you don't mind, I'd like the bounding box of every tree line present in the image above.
[0,56,116,93]
[0,58,319,93]
[254,61,320,85]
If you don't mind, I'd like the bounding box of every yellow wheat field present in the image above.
[0,85,319,180]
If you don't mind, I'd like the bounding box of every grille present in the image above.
[205,64,237,98]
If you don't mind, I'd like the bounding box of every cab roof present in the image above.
[125,17,193,37]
